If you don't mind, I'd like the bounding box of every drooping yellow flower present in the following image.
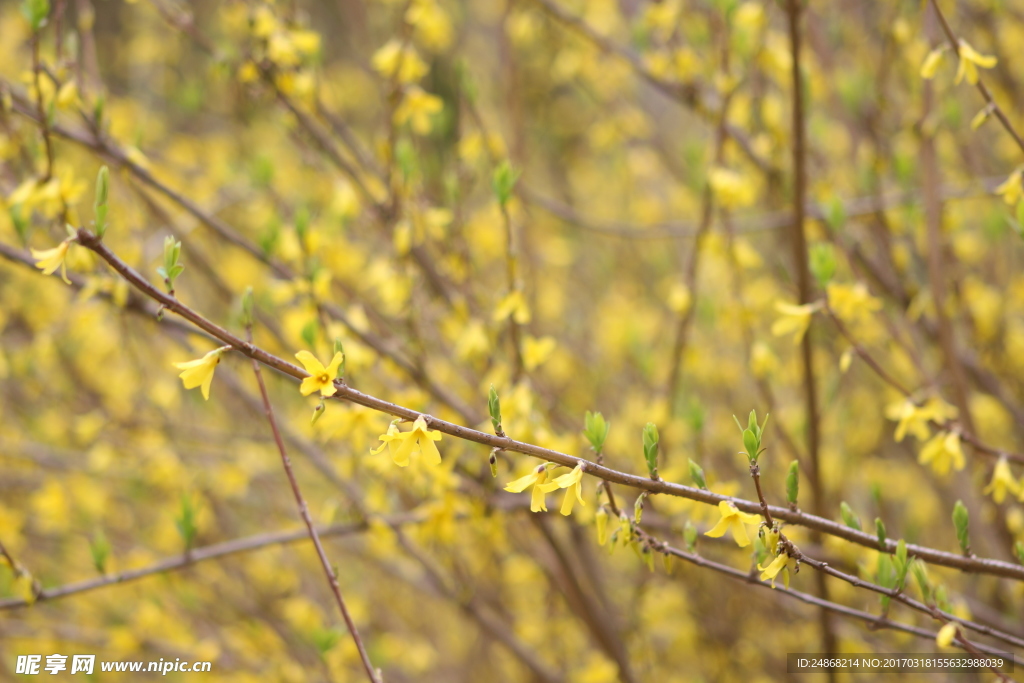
[295,350,344,397]
[371,40,429,83]
[954,39,996,85]
[504,464,551,513]
[936,622,958,648]
[370,422,403,463]
[885,397,957,442]
[995,169,1023,205]
[595,507,609,545]
[918,431,965,476]
[920,47,945,79]
[173,346,231,400]
[826,282,882,324]
[771,301,817,345]
[705,501,762,547]
[493,289,531,324]
[394,86,444,135]
[708,166,756,209]
[522,335,556,371]
[31,239,73,285]
[982,457,1021,504]
[757,551,794,589]
[388,416,443,467]
[539,464,585,516]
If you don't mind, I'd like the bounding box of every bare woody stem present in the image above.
[69,228,1024,582]
[246,324,382,683]
[748,463,774,529]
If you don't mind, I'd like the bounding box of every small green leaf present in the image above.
[875,518,887,550]
[175,493,198,552]
[488,385,502,433]
[688,459,707,490]
[492,160,520,209]
[840,501,862,531]
[785,460,799,505]
[89,530,110,575]
[809,242,837,288]
[642,422,659,478]
[952,500,969,554]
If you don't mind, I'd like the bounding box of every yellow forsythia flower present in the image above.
[31,239,74,285]
[372,40,429,83]
[295,350,344,397]
[771,301,817,345]
[388,416,443,467]
[522,335,556,371]
[494,290,531,324]
[918,431,965,476]
[394,86,444,135]
[757,551,794,589]
[504,464,551,513]
[539,464,585,516]
[920,47,945,79]
[705,501,762,547]
[955,39,996,85]
[982,457,1021,504]
[173,346,231,400]
[936,622,958,648]
[827,282,882,323]
[995,169,1023,205]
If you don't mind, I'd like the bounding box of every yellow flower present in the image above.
[995,169,1023,205]
[173,346,230,400]
[539,464,585,516]
[595,507,609,545]
[371,40,429,83]
[982,457,1021,504]
[370,422,403,462]
[523,335,556,371]
[493,290,531,324]
[708,166,756,208]
[918,431,965,476]
[388,415,443,467]
[504,464,551,513]
[31,239,73,285]
[954,39,996,85]
[936,622,958,648]
[757,551,794,589]
[705,501,762,547]
[826,282,881,324]
[920,47,945,79]
[885,397,957,442]
[394,86,444,135]
[771,301,817,345]
[295,350,344,397]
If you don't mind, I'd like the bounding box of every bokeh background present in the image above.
[1,0,1023,680]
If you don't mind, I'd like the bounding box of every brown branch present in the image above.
[62,228,1024,581]
[246,324,382,683]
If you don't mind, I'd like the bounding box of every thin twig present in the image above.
[246,323,382,683]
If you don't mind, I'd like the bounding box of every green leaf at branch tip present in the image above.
[583,411,609,453]
[642,422,659,478]
[89,530,110,575]
[240,286,255,327]
[734,409,768,461]
[952,500,970,554]
[785,460,799,504]
[94,165,110,238]
[839,501,862,531]
[688,459,707,490]
[488,385,502,433]
[492,160,520,209]
[1014,541,1024,565]
[333,338,346,378]
[21,0,50,31]
[875,517,887,550]
[911,559,930,602]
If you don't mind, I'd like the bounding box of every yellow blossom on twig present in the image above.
[539,463,585,516]
[918,431,965,476]
[982,457,1021,504]
[173,346,231,400]
[295,350,344,397]
[389,416,443,467]
[31,239,74,285]
[954,39,996,85]
[504,464,551,513]
[771,301,818,345]
[757,551,794,589]
[705,501,761,547]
